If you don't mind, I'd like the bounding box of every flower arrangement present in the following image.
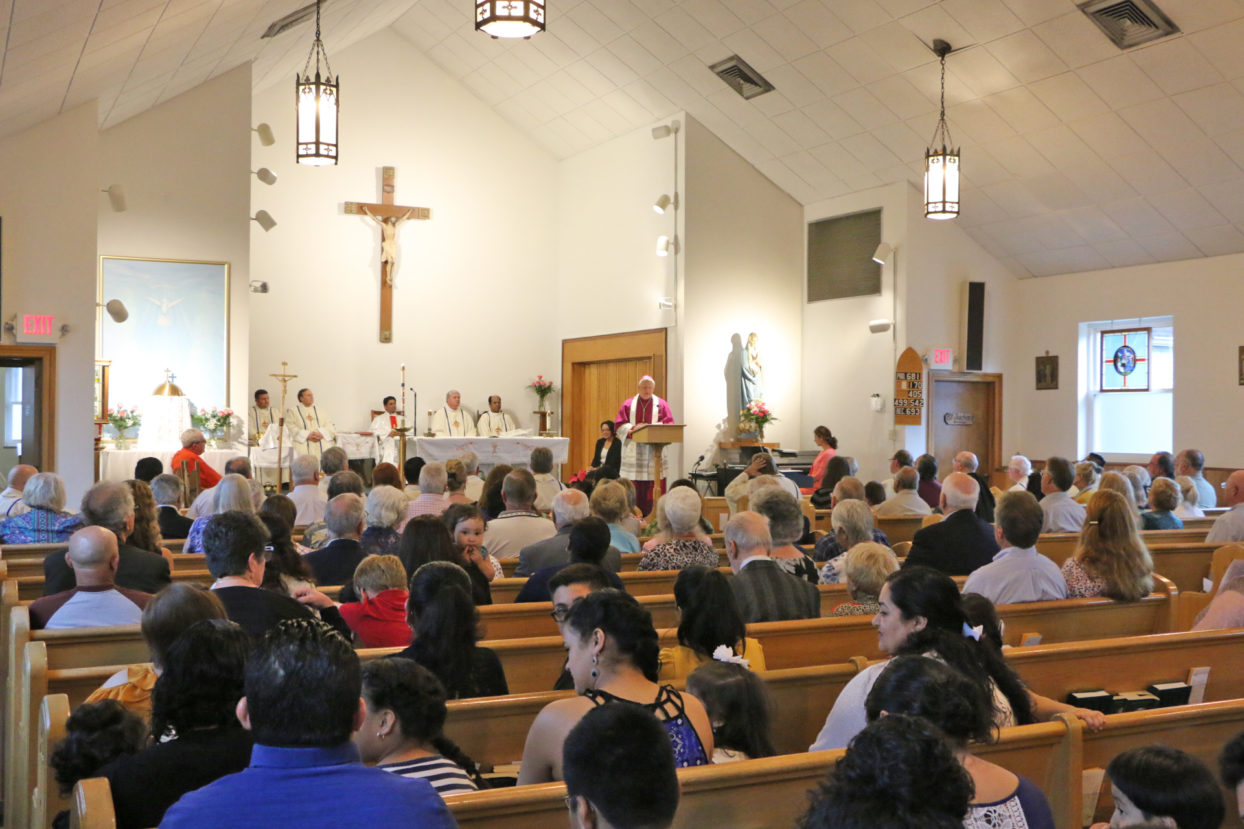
[739,400,776,438]
[529,376,556,409]
[191,407,234,433]
[107,407,141,432]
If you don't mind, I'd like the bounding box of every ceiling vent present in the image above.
[709,55,775,100]
[1078,0,1179,49]
[262,1,325,39]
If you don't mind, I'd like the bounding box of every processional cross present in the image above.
[269,361,298,492]
[344,166,432,343]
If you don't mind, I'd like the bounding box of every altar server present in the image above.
[476,395,518,436]
[615,375,674,514]
[286,388,336,460]
[369,396,403,465]
[429,390,477,437]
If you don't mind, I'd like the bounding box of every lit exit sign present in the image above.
[928,348,954,370]
[17,313,58,344]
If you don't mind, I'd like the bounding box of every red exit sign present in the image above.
[16,313,58,343]
[929,348,954,370]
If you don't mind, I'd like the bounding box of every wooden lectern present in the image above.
[630,424,684,509]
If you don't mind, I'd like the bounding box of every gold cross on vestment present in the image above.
[344,166,432,344]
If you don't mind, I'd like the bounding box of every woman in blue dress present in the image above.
[517,589,713,784]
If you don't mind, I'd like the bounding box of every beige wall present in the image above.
[0,104,100,504]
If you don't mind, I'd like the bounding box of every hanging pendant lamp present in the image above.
[924,39,959,220]
[475,0,546,39]
[295,0,339,166]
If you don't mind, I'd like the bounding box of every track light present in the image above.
[252,210,277,232]
[98,299,129,323]
[869,319,893,334]
[872,242,893,265]
[253,123,275,146]
[657,297,675,310]
[656,235,679,257]
[651,120,681,140]
[653,193,678,214]
[252,168,278,186]
[102,185,127,213]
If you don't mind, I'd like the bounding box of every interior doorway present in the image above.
[926,372,1002,479]
[0,345,57,480]
[561,329,667,477]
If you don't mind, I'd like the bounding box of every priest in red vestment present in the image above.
[615,376,675,514]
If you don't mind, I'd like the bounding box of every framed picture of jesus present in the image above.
[98,256,230,411]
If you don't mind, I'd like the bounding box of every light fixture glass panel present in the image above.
[476,0,546,38]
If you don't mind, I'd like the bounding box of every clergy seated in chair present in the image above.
[44,481,170,595]
[160,619,456,829]
[30,527,152,630]
[171,429,222,490]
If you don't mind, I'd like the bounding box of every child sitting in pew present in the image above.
[48,700,147,829]
[1091,745,1223,829]
[685,660,775,764]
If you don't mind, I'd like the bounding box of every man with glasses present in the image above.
[172,429,221,489]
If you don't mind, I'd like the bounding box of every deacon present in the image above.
[476,395,518,436]
[369,396,403,465]
[286,388,337,460]
[615,375,674,514]
[429,390,477,437]
[249,389,276,443]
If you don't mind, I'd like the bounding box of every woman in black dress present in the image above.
[591,420,622,476]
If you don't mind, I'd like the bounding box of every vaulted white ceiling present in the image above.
[5,0,1244,277]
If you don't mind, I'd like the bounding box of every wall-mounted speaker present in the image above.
[963,281,985,372]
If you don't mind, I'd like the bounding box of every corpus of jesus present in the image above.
[3,1,1244,827]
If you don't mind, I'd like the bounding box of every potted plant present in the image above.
[107,407,142,450]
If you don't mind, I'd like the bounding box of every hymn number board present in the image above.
[894,347,924,426]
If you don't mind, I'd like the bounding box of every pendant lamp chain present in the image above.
[295,0,339,166]
[923,39,959,220]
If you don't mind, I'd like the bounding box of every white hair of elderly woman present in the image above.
[662,486,702,534]
[366,485,408,529]
[212,473,255,514]
[23,472,66,512]
[830,499,874,547]
[1008,455,1032,479]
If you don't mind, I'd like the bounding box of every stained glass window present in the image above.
[1100,328,1150,392]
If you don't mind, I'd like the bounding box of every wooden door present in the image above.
[927,372,1002,477]
[562,330,667,477]
[0,346,56,479]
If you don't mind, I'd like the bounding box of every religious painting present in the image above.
[1099,328,1150,393]
[98,256,229,411]
[1035,356,1058,390]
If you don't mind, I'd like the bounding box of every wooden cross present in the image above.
[344,166,432,343]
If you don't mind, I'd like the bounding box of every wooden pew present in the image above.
[479,594,681,640]
[875,515,926,544]
[16,567,214,601]
[68,776,113,829]
[4,552,206,584]
[31,693,69,829]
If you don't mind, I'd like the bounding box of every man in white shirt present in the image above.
[724,452,800,513]
[0,464,35,519]
[1206,470,1244,543]
[1039,456,1086,533]
[369,396,403,466]
[476,395,518,436]
[1176,448,1219,509]
[460,451,484,502]
[287,454,327,526]
[1007,455,1032,493]
[482,469,556,559]
[873,466,931,517]
[531,446,564,512]
[29,527,150,630]
[429,390,477,437]
[286,388,336,460]
[880,450,912,500]
[964,491,1067,605]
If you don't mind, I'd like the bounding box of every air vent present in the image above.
[709,55,775,100]
[262,1,325,39]
[1078,0,1179,50]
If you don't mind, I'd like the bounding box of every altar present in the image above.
[99,446,240,484]
[412,436,569,466]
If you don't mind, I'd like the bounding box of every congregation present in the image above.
[6,424,1244,829]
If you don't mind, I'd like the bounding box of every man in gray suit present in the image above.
[725,511,820,623]
[515,489,622,576]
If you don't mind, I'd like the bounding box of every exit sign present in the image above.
[929,348,954,370]
[17,313,58,344]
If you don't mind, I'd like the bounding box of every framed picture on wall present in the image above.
[98,256,230,410]
[1035,355,1058,390]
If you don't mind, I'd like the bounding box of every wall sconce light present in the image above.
[872,242,893,265]
[656,235,679,257]
[252,210,277,232]
[250,281,270,293]
[101,185,127,213]
[651,120,681,140]
[657,297,675,310]
[653,193,678,214]
[99,300,129,323]
[868,319,893,334]
[253,123,275,146]
[252,168,278,185]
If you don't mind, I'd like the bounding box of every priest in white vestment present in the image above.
[429,390,477,437]
[615,375,675,514]
[476,395,519,436]
[249,390,277,443]
[285,388,336,460]
[369,395,403,465]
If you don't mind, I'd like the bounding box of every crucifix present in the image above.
[269,361,298,492]
[344,166,432,343]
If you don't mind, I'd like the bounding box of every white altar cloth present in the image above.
[99,447,240,483]
[412,436,569,465]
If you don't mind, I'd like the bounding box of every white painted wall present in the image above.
[0,104,99,504]
[684,115,804,472]
[99,65,253,414]
[249,29,559,434]
[1007,253,1244,467]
